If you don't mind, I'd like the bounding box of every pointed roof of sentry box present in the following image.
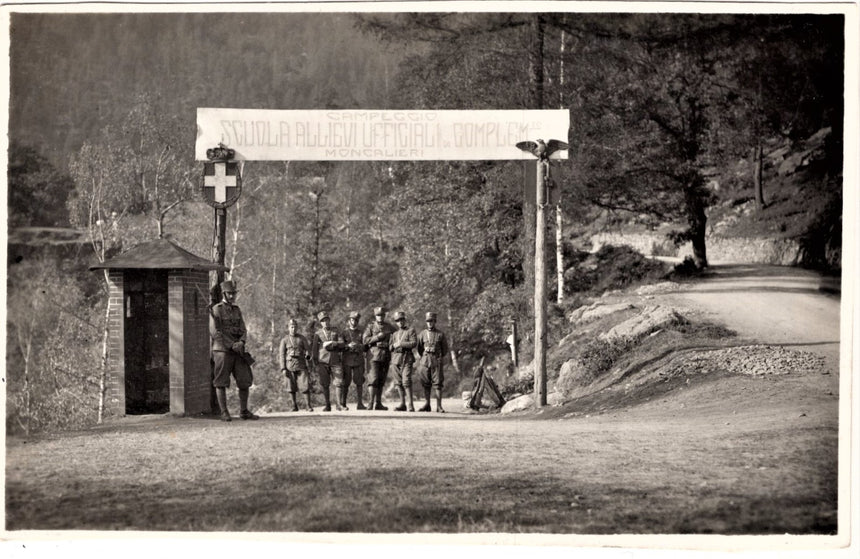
[89,237,229,272]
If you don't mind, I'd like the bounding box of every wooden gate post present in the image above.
[534,160,548,407]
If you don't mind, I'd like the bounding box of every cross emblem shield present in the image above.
[201,161,242,209]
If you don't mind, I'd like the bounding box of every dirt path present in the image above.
[3,264,844,536]
[650,264,842,389]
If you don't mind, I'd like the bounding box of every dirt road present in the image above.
[4,264,844,537]
[656,264,842,389]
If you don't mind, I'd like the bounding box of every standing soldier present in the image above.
[278,318,313,412]
[342,310,367,410]
[311,311,346,412]
[363,306,395,410]
[416,311,449,413]
[389,311,418,412]
[209,280,259,421]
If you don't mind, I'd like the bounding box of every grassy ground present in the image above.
[5,369,838,534]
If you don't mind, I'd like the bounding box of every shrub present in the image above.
[499,372,534,399]
[671,256,702,277]
[589,245,668,293]
[578,338,635,381]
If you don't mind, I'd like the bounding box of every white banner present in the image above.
[196,108,569,161]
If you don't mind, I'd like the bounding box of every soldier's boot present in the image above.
[306,393,314,412]
[216,387,231,421]
[406,386,415,412]
[418,387,432,412]
[323,388,332,412]
[394,386,407,411]
[374,386,388,411]
[290,393,299,412]
[334,387,344,411]
[356,384,367,410]
[367,386,377,410]
[435,388,445,413]
[239,388,259,420]
[340,386,349,410]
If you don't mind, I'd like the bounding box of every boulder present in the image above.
[501,394,534,414]
[599,305,686,342]
[568,302,636,325]
[557,359,588,391]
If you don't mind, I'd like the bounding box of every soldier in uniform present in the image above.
[416,311,449,413]
[278,318,313,412]
[363,306,395,410]
[209,280,259,421]
[342,310,367,410]
[311,311,346,412]
[389,311,417,412]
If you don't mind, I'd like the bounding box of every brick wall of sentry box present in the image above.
[106,270,125,417]
[168,270,213,416]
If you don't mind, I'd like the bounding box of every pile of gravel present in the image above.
[665,345,827,377]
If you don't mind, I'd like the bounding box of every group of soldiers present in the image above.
[278,306,449,414]
[209,279,448,422]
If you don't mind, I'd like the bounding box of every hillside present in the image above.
[495,263,839,417]
[581,127,841,272]
[9,12,405,168]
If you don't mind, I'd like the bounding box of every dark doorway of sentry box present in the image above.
[123,269,169,414]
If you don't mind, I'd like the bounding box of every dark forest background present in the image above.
[6,11,844,433]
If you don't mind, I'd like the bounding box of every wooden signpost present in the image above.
[200,144,242,413]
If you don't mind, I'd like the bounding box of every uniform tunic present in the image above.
[278,333,311,394]
[209,300,253,389]
[363,320,395,388]
[342,327,366,387]
[416,328,448,389]
[311,327,346,388]
[389,327,417,388]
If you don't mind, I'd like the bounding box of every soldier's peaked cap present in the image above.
[348,311,361,319]
[288,318,298,326]
[317,311,329,321]
[373,306,386,315]
[221,280,237,292]
[393,311,406,321]
[425,312,437,321]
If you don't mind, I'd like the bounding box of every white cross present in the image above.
[203,162,237,203]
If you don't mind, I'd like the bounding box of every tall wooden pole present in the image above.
[209,206,227,413]
[534,160,548,407]
[214,207,227,286]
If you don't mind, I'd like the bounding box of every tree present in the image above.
[6,257,101,435]
[115,95,197,239]
[710,15,844,210]
[566,15,745,268]
[67,137,132,422]
[7,143,74,228]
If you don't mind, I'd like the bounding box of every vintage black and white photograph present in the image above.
[2,1,857,556]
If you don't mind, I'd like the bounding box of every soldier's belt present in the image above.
[424,351,441,356]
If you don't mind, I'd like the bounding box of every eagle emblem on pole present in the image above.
[515,139,569,161]
[201,144,242,209]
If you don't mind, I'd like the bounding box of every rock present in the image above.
[557,359,588,392]
[599,305,686,342]
[548,391,565,406]
[501,394,534,414]
[634,282,679,295]
[516,362,534,380]
[568,302,636,325]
